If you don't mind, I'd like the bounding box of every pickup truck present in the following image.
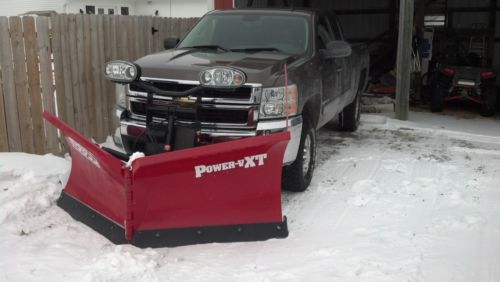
[108,8,369,192]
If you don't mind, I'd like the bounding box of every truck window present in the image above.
[317,16,333,49]
[329,16,344,41]
[179,13,310,55]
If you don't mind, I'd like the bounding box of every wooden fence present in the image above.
[0,14,198,154]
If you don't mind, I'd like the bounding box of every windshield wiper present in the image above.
[184,45,229,52]
[230,47,282,53]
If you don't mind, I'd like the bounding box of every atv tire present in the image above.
[481,87,497,117]
[339,91,361,132]
[430,83,446,112]
[282,118,316,192]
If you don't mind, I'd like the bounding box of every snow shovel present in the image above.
[43,111,289,248]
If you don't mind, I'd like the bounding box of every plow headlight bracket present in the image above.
[104,60,140,83]
[199,67,246,88]
[260,84,298,119]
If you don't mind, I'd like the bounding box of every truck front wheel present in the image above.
[282,118,316,192]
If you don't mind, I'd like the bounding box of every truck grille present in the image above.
[130,101,251,124]
[129,81,253,100]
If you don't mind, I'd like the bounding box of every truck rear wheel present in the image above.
[481,87,497,117]
[282,118,316,192]
[339,92,361,132]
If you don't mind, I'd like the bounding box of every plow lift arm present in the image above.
[44,66,290,248]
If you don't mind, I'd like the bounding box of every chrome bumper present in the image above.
[113,106,302,165]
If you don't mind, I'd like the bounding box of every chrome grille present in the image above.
[128,79,259,103]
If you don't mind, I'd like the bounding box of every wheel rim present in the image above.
[302,134,312,176]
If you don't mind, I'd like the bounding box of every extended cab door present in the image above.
[317,16,341,106]
[329,15,353,96]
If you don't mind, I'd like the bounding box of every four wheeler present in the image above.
[428,43,497,117]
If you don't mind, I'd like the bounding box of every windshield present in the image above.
[178,13,310,55]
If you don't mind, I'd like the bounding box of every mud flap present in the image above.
[44,112,290,247]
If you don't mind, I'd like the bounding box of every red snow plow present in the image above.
[44,112,289,248]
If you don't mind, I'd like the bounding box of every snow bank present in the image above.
[0,153,69,224]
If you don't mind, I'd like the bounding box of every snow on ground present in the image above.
[1,113,500,282]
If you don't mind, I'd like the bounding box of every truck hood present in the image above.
[135,48,299,86]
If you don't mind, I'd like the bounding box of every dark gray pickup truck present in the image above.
[107,8,369,192]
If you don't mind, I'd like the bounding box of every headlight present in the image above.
[104,60,140,83]
[199,67,246,87]
[260,84,298,119]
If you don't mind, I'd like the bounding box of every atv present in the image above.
[429,46,497,116]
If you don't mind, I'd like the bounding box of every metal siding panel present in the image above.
[448,0,490,8]
[452,12,490,28]
[496,11,500,37]
[338,14,389,40]
[331,0,391,10]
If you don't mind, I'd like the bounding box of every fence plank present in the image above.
[117,16,129,60]
[152,16,161,53]
[145,16,153,55]
[10,17,35,153]
[0,17,21,152]
[0,70,8,151]
[132,16,142,59]
[104,15,117,133]
[165,17,173,38]
[68,15,84,134]
[90,15,104,141]
[51,15,67,124]
[23,16,45,154]
[36,17,59,154]
[82,14,95,139]
[97,15,109,140]
[59,14,75,128]
[76,14,90,137]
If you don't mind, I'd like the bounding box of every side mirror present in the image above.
[321,40,352,59]
[164,37,180,50]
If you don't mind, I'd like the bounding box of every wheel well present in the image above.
[301,96,320,128]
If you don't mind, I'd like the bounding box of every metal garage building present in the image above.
[214,0,499,120]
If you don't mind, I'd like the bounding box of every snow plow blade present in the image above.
[44,112,289,248]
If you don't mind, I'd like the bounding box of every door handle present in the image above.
[336,67,343,72]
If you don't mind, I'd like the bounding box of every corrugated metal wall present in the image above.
[234,0,393,40]
[333,0,392,41]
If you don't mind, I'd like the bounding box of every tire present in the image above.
[339,91,361,132]
[430,83,446,112]
[282,118,316,192]
[481,87,497,117]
